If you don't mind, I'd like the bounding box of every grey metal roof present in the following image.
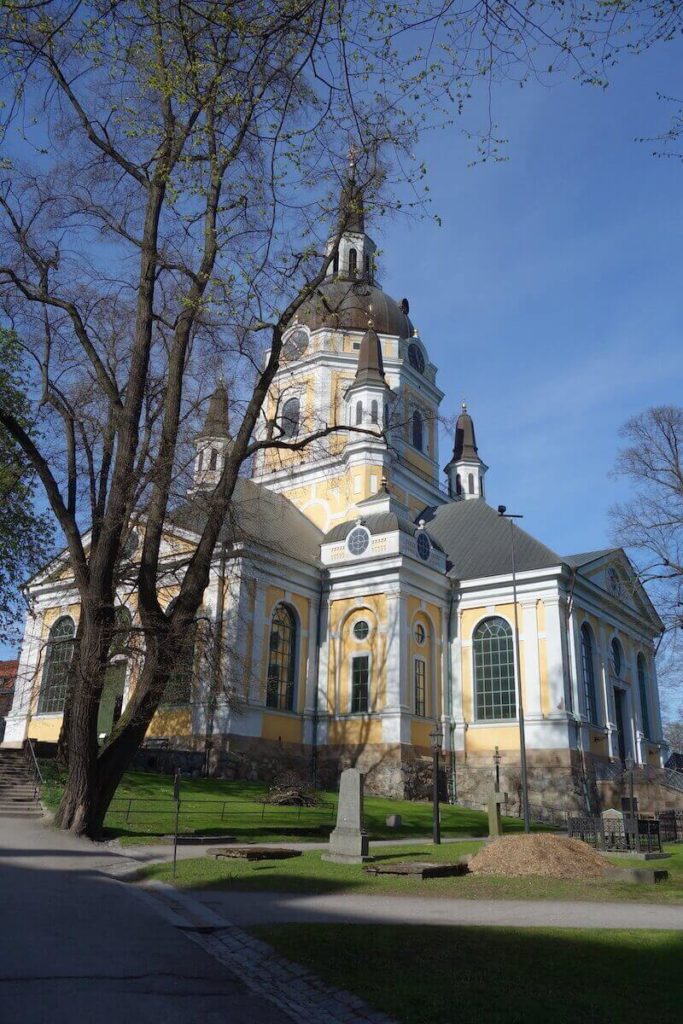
[562,549,617,569]
[324,512,445,553]
[421,499,561,580]
[171,478,323,566]
[196,381,230,439]
[294,279,413,337]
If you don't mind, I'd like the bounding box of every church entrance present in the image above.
[97,662,126,740]
[613,687,627,763]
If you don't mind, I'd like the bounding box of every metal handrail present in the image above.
[23,738,44,802]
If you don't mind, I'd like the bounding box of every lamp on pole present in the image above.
[497,505,531,833]
[430,721,444,845]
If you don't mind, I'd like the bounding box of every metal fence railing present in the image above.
[106,796,336,833]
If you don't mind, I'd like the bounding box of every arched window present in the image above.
[456,473,462,496]
[267,604,297,711]
[209,449,218,471]
[480,477,484,497]
[332,249,339,274]
[162,599,196,705]
[473,617,516,721]
[371,400,379,424]
[281,397,300,438]
[348,247,357,276]
[412,410,423,451]
[637,653,651,738]
[355,400,363,426]
[468,473,474,494]
[580,624,598,724]
[38,616,75,714]
[197,450,204,473]
[611,638,622,678]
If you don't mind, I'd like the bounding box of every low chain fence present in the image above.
[106,795,337,835]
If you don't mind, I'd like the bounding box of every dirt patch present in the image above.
[468,834,608,880]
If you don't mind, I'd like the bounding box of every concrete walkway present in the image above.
[191,887,683,930]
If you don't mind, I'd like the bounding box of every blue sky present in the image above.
[382,42,683,557]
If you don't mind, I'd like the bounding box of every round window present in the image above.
[415,623,426,646]
[408,343,425,373]
[353,620,370,641]
[416,532,431,561]
[347,527,370,556]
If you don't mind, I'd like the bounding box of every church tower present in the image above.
[251,163,445,530]
[445,402,487,500]
[191,380,231,491]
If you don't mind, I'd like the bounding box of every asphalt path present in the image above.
[0,815,290,1024]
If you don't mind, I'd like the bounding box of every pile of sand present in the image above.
[468,834,608,880]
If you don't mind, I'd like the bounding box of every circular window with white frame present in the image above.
[353,620,370,641]
[416,532,431,561]
[414,622,426,646]
[347,526,370,557]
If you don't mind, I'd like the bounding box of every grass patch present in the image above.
[139,840,683,903]
[40,762,531,845]
[250,924,683,1024]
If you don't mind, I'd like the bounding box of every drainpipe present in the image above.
[204,540,227,776]
[310,571,327,789]
[446,583,457,803]
[564,565,591,813]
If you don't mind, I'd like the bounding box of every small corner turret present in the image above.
[191,379,231,491]
[325,149,378,285]
[445,402,487,500]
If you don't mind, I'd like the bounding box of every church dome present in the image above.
[293,279,413,337]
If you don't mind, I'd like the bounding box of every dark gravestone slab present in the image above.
[365,859,470,879]
[604,866,669,884]
[207,847,303,861]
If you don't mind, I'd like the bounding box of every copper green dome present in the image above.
[293,279,413,337]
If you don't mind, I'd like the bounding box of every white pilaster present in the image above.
[522,601,542,718]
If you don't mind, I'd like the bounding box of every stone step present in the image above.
[0,810,44,819]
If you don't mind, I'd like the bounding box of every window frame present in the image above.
[412,409,423,451]
[350,653,370,714]
[37,615,76,715]
[414,657,426,718]
[580,623,598,725]
[281,396,301,439]
[472,616,517,722]
[637,653,651,738]
[266,603,298,713]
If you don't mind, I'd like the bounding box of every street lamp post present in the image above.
[624,754,639,852]
[497,506,531,834]
[430,721,444,845]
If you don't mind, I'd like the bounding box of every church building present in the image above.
[3,185,667,813]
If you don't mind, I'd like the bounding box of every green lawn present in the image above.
[250,924,683,1024]
[40,763,530,844]
[140,839,683,903]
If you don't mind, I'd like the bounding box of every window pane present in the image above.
[266,605,296,711]
[581,624,597,725]
[473,617,516,721]
[351,655,369,713]
[415,659,426,717]
[38,617,75,714]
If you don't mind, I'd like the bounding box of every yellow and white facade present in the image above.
[3,201,667,811]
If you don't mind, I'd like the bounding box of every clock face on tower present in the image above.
[283,328,309,361]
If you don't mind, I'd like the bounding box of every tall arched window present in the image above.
[197,450,204,473]
[412,410,423,451]
[637,653,651,737]
[267,604,297,711]
[348,247,357,276]
[456,473,462,496]
[468,473,474,494]
[38,616,75,714]
[611,638,622,678]
[281,397,300,438]
[209,449,218,471]
[473,617,516,721]
[580,624,598,724]
[332,249,339,274]
[371,400,379,424]
[355,400,363,425]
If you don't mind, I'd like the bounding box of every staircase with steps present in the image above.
[0,748,44,819]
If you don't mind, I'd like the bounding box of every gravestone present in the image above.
[322,767,370,863]
[385,814,402,829]
[487,790,506,838]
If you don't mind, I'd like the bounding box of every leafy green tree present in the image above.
[0,330,53,647]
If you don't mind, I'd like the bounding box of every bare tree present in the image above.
[0,1,679,837]
[611,406,683,719]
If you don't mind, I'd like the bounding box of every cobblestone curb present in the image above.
[185,920,398,1024]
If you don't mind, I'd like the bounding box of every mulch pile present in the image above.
[468,834,608,880]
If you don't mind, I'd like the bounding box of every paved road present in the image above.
[0,815,291,1024]
[191,887,683,930]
